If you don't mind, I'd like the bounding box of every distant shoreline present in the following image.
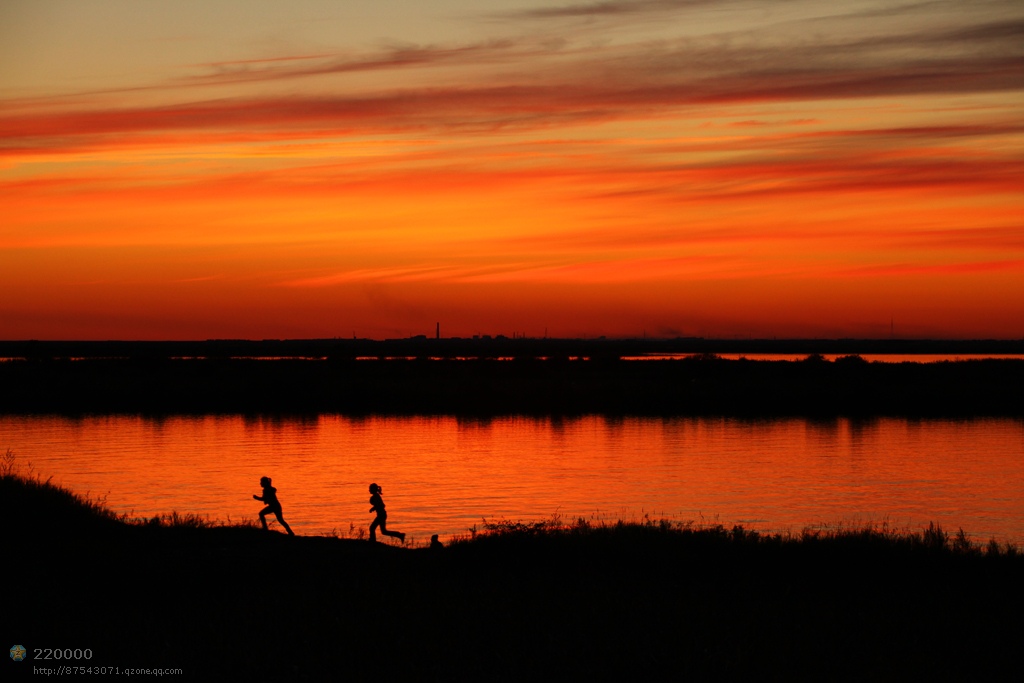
[2,351,1022,417]
[3,336,1024,360]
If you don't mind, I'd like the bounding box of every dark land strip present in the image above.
[3,337,1024,360]
[2,354,1022,416]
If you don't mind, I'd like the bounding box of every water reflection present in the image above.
[1,415,1021,545]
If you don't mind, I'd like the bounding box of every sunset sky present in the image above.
[2,0,1022,340]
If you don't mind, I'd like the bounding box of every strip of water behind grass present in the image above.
[5,447,1018,557]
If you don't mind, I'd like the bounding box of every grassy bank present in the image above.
[5,460,1023,681]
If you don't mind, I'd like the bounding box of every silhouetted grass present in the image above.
[1,451,259,537]
[1,448,125,535]
[7,455,1023,681]
[463,513,1020,558]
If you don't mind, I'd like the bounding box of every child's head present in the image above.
[369,483,380,494]
[260,476,271,487]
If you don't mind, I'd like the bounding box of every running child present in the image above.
[368,483,405,543]
[253,476,295,536]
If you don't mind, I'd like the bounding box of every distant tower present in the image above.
[436,322,440,340]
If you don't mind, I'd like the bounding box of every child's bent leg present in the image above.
[275,511,294,536]
[259,505,274,530]
[379,520,405,542]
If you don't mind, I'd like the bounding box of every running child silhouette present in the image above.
[253,476,294,536]
[368,483,405,543]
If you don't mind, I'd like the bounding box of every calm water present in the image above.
[3,415,1022,546]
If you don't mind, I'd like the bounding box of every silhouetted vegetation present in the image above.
[0,449,248,535]
[1,353,1022,416]
[3,336,1023,360]
[7,457,1023,680]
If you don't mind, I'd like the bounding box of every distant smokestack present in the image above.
[436,322,440,340]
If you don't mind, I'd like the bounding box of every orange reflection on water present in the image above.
[2,415,1022,545]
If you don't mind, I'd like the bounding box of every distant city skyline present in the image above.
[2,1,1022,340]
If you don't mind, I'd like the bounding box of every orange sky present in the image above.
[2,0,1022,340]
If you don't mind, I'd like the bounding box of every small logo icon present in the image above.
[10,645,27,661]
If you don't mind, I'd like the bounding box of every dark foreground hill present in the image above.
[5,468,1023,681]
[2,354,1023,416]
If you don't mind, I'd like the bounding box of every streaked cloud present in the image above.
[500,0,733,20]
[839,259,1024,278]
[180,40,529,88]
[3,5,1021,152]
